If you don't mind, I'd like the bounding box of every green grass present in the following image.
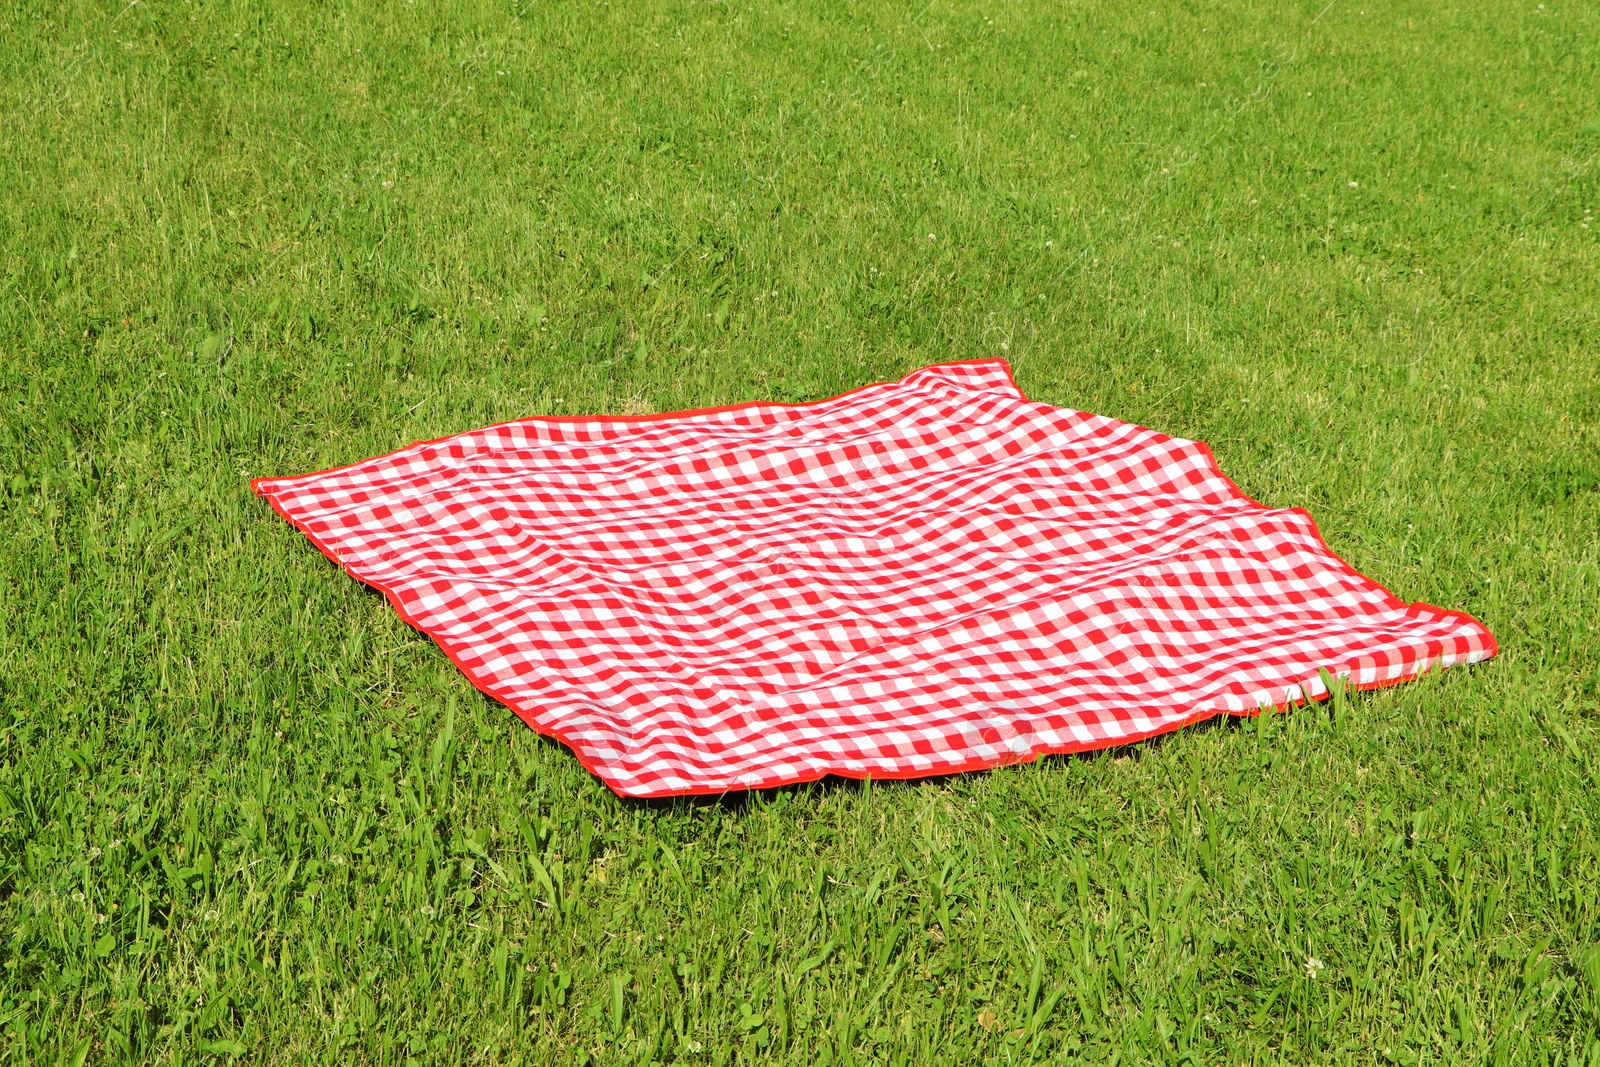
[2,0,1599,1060]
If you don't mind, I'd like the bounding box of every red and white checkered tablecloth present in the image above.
[254,360,1496,797]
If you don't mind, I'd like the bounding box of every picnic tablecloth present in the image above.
[254,360,1496,797]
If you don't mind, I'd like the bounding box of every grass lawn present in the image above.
[3,0,1599,1060]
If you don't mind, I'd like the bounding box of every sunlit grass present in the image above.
[2,0,1598,1061]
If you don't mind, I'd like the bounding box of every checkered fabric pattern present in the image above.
[254,359,1496,797]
